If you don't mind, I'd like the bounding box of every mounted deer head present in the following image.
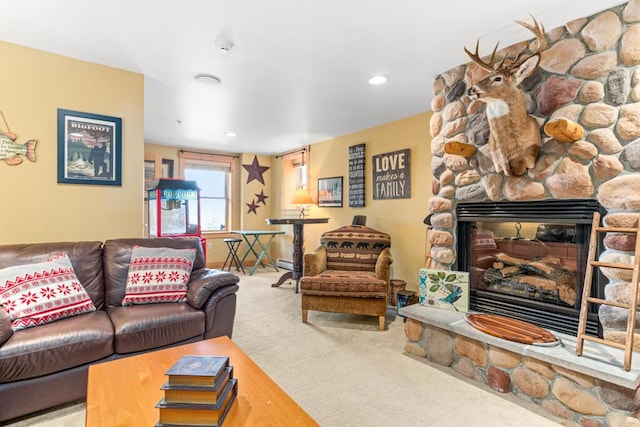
[465,17,546,176]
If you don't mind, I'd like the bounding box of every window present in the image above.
[180,153,235,232]
[281,149,310,213]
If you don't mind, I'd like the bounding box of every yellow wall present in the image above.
[146,116,433,289]
[270,112,433,292]
[0,41,144,244]
[1,39,431,284]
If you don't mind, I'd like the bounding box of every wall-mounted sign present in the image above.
[348,143,366,207]
[372,148,410,200]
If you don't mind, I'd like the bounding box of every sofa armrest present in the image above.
[186,268,240,309]
[0,306,13,346]
[303,246,327,276]
[375,247,393,282]
[203,283,240,339]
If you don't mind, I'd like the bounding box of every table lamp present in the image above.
[292,188,314,218]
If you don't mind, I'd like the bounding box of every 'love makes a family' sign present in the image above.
[372,148,410,200]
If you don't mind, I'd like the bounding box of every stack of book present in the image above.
[155,355,238,426]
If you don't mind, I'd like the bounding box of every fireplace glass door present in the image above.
[470,222,578,308]
[456,200,602,337]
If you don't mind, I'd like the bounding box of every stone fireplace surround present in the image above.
[414,1,640,425]
[400,305,640,426]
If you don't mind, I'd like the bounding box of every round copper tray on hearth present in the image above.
[465,313,560,346]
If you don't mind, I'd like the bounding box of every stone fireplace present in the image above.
[455,199,603,337]
[426,0,640,355]
[402,1,640,424]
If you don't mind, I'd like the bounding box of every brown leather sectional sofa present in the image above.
[0,237,240,423]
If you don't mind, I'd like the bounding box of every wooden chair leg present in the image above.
[379,316,385,331]
[302,309,308,323]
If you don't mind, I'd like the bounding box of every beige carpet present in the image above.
[4,270,569,426]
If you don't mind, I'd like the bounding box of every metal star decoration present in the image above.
[246,199,259,215]
[255,190,269,205]
[242,155,270,185]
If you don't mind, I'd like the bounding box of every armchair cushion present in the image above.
[300,271,386,295]
[321,225,390,271]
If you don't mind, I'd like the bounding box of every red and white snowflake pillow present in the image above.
[121,246,196,306]
[0,253,96,331]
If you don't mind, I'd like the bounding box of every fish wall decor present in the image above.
[0,111,37,166]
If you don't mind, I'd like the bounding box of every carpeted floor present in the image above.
[4,270,569,426]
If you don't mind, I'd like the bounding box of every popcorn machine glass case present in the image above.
[148,179,201,238]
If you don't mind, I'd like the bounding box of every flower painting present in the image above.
[419,269,469,312]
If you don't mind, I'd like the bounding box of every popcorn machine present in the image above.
[148,179,206,255]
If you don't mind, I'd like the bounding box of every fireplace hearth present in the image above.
[455,199,604,337]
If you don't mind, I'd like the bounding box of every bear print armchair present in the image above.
[300,225,392,330]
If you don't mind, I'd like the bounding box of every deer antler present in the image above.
[464,16,547,73]
[464,40,501,72]
[511,16,547,68]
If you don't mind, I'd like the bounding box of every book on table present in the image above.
[166,355,230,387]
[161,367,233,404]
[156,379,237,427]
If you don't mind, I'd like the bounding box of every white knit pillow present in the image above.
[0,253,96,331]
[121,246,196,305]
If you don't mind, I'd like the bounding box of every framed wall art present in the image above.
[318,176,343,207]
[372,148,410,200]
[348,143,365,207]
[57,109,122,186]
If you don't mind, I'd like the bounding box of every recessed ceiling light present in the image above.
[368,75,388,85]
[225,132,237,138]
[194,73,222,86]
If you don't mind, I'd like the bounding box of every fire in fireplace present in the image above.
[455,199,604,337]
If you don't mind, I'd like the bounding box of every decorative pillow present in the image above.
[121,246,196,306]
[0,253,96,331]
[473,230,497,250]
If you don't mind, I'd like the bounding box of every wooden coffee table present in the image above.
[86,336,318,426]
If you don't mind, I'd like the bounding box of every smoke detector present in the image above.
[216,38,234,55]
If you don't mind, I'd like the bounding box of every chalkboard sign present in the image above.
[372,149,410,200]
[348,144,366,207]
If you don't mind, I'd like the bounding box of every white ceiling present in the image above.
[0,0,627,155]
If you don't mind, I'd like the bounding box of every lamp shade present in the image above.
[292,188,314,205]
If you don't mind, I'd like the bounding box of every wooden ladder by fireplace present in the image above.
[576,211,640,371]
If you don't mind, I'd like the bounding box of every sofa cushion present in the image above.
[0,254,96,331]
[0,310,113,382]
[300,270,387,295]
[122,246,196,306]
[321,225,391,271]
[107,303,205,354]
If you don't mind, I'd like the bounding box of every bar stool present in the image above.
[222,238,245,273]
